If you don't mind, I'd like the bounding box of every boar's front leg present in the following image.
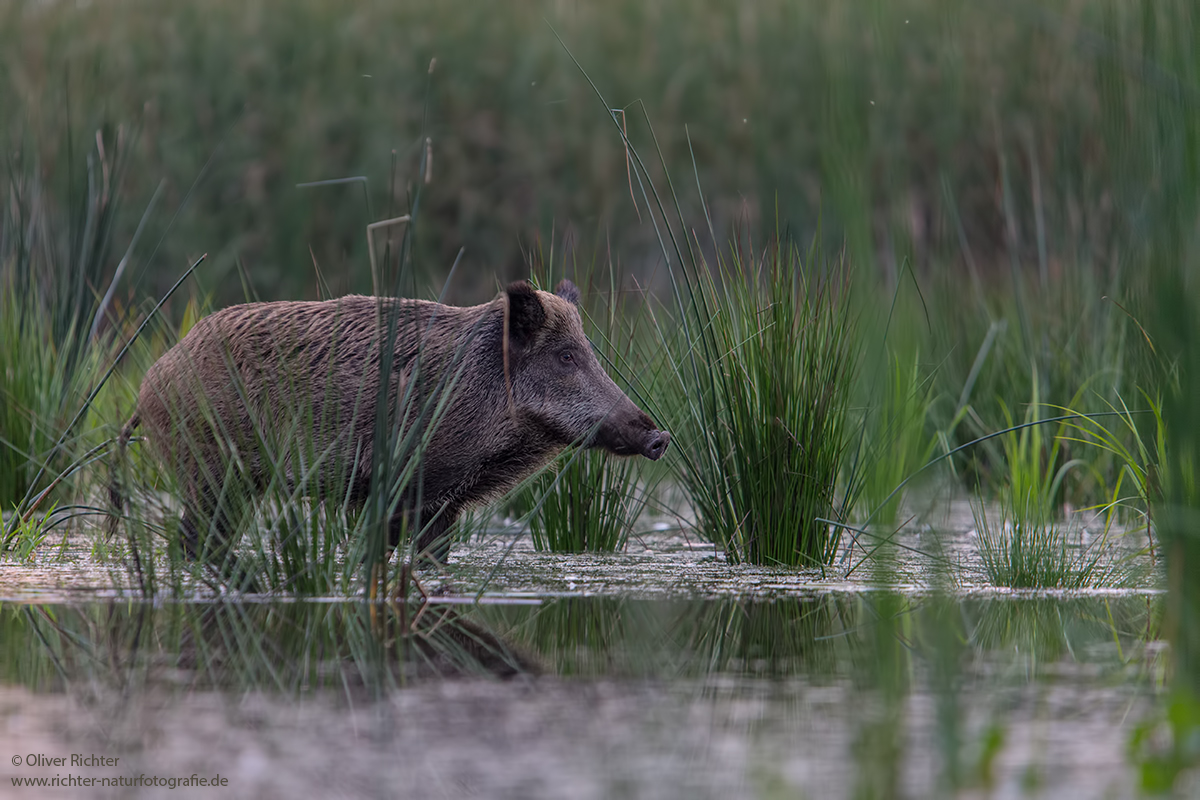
[390,504,458,566]
[180,482,259,592]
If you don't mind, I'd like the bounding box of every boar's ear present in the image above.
[504,281,546,348]
[554,279,581,306]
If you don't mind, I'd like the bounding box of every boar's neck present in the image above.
[384,297,566,509]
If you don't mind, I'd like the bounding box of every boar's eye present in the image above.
[558,349,575,366]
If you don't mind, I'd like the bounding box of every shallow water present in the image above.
[0,502,1173,798]
[0,592,1168,799]
[0,498,1154,602]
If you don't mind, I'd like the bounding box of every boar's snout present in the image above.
[604,406,670,461]
[643,429,671,461]
[592,401,671,461]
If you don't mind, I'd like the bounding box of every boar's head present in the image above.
[503,280,670,461]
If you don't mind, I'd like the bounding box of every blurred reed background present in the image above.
[3,0,1192,303]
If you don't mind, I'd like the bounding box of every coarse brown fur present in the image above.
[110,281,668,577]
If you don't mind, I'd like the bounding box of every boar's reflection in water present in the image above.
[114,280,669,575]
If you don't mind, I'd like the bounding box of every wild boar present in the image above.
[111,280,669,572]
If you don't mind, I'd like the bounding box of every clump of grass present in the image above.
[973,490,1105,589]
[662,240,859,567]
[969,372,1120,589]
[994,370,1091,516]
[562,58,860,567]
[0,284,68,505]
[1,502,59,563]
[0,128,174,578]
[919,239,1135,511]
[1057,390,1164,553]
[0,133,129,507]
[522,448,646,553]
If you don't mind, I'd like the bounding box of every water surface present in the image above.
[0,592,1164,799]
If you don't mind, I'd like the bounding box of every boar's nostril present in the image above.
[643,430,671,461]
